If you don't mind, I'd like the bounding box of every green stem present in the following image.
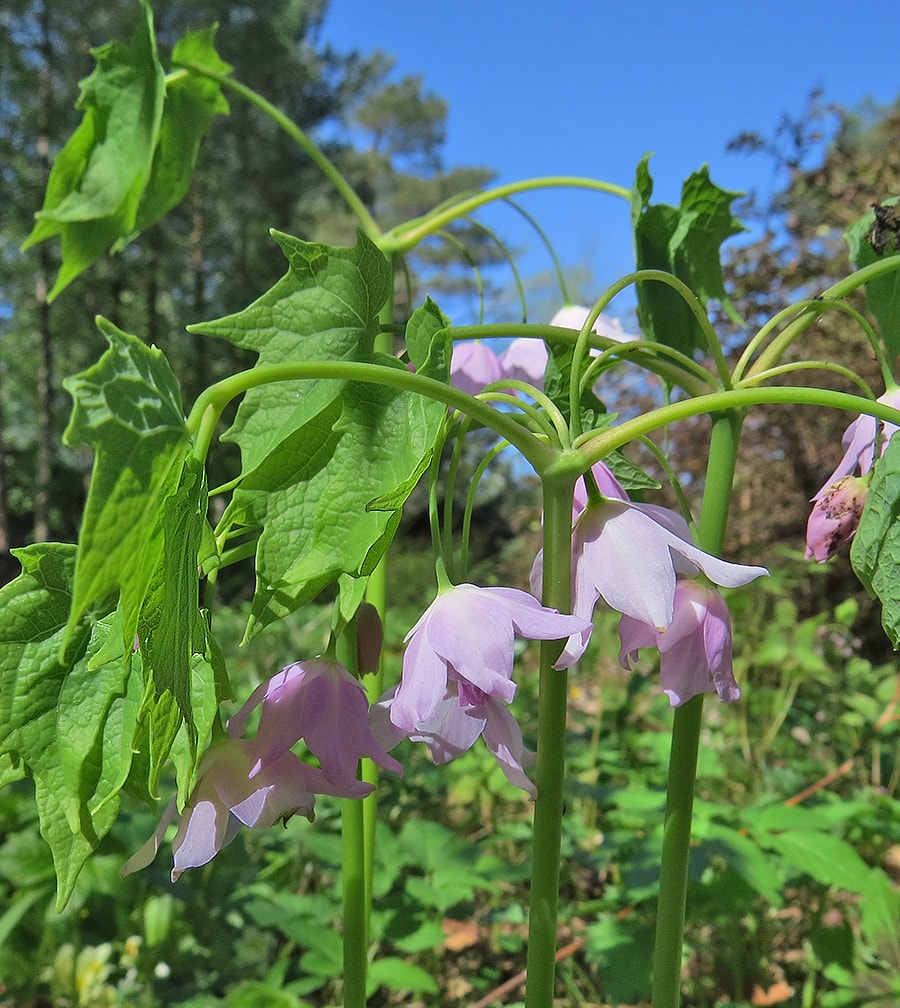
[388,176,630,251]
[185,358,556,473]
[171,64,382,242]
[524,465,578,1008]
[651,412,741,1008]
[341,795,368,1008]
[334,613,371,1008]
[576,386,900,464]
[746,256,900,379]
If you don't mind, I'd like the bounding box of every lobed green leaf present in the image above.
[0,544,138,908]
[22,5,229,299]
[631,156,745,356]
[62,317,190,656]
[850,433,900,646]
[193,235,446,635]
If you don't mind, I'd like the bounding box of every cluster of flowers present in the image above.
[805,388,900,561]
[449,304,636,394]
[125,451,768,880]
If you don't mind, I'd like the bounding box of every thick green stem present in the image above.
[359,293,395,946]
[524,467,577,1008]
[651,412,742,1008]
[185,358,556,474]
[341,794,368,1008]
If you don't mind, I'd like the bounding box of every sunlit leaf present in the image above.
[22,0,164,299]
[631,156,745,356]
[850,433,900,645]
[0,544,138,908]
[188,230,392,474]
[62,318,189,657]
[192,235,446,636]
[133,26,231,234]
[21,6,229,300]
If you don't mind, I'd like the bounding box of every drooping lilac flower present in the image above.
[449,340,503,395]
[533,498,767,668]
[373,680,538,797]
[228,659,402,792]
[122,738,358,881]
[499,338,549,388]
[389,583,591,733]
[550,305,637,343]
[812,388,900,495]
[805,474,869,562]
[618,581,740,707]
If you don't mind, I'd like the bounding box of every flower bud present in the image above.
[805,475,868,562]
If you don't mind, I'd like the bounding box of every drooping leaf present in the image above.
[21,7,229,300]
[846,197,900,359]
[0,544,139,907]
[22,0,165,299]
[133,26,231,235]
[850,432,900,645]
[62,317,190,657]
[631,156,745,356]
[137,456,208,733]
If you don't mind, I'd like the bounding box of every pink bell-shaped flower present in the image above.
[449,340,503,395]
[390,583,591,733]
[533,497,767,668]
[618,581,740,706]
[228,659,402,792]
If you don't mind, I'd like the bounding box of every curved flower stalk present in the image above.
[618,580,740,706]
[532,486,767,668]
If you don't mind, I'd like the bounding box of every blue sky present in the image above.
[322,1,900,321]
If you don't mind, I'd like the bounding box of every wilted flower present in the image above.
[121,738,354,881]
[450,340,503,395]
[228,659,402,792]
[533,498,767,668]
[373,680,538,797]
[618,581,740,706]
[389,583,591,733]
[806,474,869,562]
[813,387,900,493]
